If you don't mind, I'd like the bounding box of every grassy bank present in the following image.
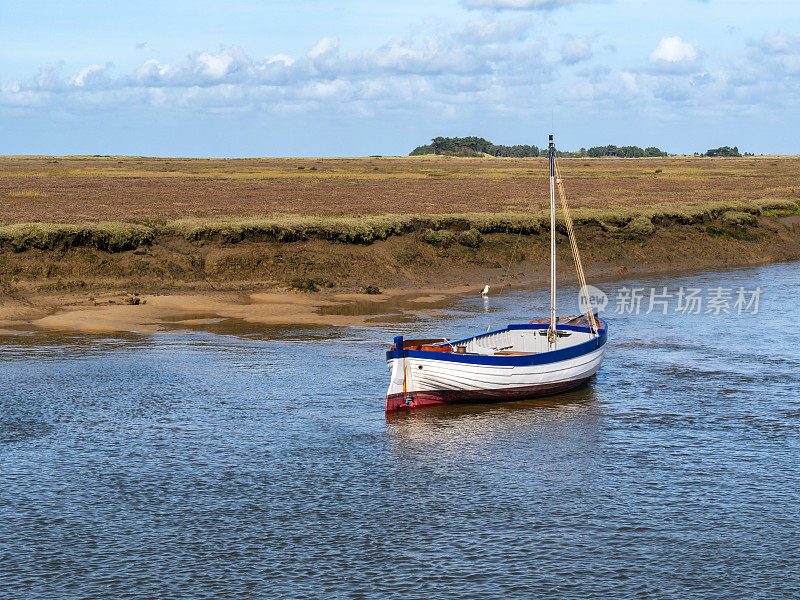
[1,198,798,251]
[1,202,799,304]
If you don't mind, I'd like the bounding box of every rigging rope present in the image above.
[554,155,599,336]
[492,153,600,338]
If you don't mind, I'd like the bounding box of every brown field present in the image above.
[0,155,798,223]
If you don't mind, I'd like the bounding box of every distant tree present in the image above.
[409,144,435,155]
[644,146,668,157]
[409,136,539,157]
[705,146,741,157]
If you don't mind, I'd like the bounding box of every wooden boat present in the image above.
[385,135,608,412]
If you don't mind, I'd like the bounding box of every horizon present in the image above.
[3,148,797,160]
[2,0,799,157]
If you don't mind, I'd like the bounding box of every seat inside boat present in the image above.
[461,328,592,355]
[395,320,601,357]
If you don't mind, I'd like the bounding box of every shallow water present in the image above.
[2,262,799,599]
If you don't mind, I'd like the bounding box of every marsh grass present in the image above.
[1,198,797,252]
[422,229,456,248]
[626,215,656,237]
[7,190,48,199]
[0,222,153,252]
[759,198,800,217]
[3,156,800,224]
[706,226,760,241]
[720,211,758,228]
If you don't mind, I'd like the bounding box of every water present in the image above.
[2,262,799,599]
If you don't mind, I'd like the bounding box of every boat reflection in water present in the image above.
[384,385,603,473]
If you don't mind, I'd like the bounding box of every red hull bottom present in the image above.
[385,377,591,412]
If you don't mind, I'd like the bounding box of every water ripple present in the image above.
[2,262,800,598]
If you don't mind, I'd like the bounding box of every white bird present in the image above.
[480,285,490,296]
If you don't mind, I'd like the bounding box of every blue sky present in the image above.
[1,0,798,156]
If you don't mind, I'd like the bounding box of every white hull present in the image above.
[385,320,606,411]
[387,345,604,399]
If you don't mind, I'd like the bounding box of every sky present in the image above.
[1,0,799,156]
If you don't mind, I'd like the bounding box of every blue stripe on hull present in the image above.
[386,320,607,367]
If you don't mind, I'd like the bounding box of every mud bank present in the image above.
[1,212,799,333]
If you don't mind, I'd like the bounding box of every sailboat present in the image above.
[385,135,608,412]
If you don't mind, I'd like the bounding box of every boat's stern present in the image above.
[385,335,449,412]
[385,337,408,412]
[386,335,472,413]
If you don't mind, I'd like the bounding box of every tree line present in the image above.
[704,146,742,157]
[410,137,541,157]
[585,145,667,158]
[409,137,750,158]
[409,137,668,158]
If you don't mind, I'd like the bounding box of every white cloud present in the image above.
[196,51,239,80]
[650,36,699,62]
[751,33,799,55]
[307,37,339,59]
[577,64,610,83]
[620,71,637,92]
[267,54,295,67]
[0,37,552,117]
[457,17,532,45]
[2,28,799,129]
[746,33,800,77]
[70,64,108,87]
[561,39,592,64]
[33,63,66,91]
[129,47,254,87]
[460,0,590,9]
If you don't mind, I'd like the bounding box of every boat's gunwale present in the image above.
[387,319,608,367]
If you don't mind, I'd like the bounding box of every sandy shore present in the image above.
[0,286,476,334]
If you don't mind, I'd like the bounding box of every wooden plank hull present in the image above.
[386,376,594,412]
[385,327,606,412]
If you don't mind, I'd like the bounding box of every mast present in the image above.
[548,134,557,344]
